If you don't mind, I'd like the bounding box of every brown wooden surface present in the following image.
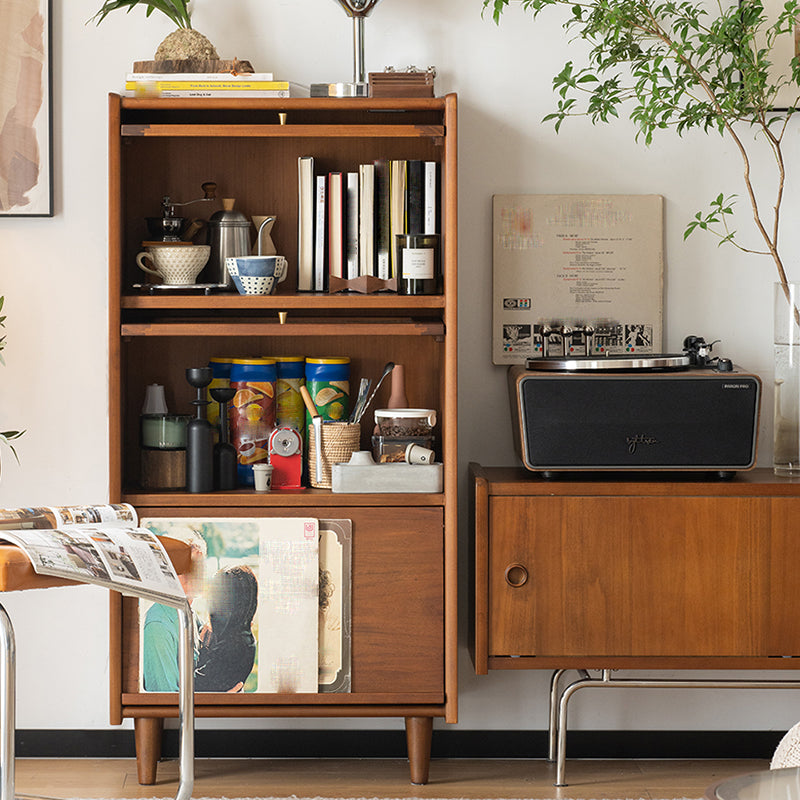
[108,94,459,773]
[470,464,800,671]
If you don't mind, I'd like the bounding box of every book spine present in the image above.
[297,156,315,292]
[406,159,425,235]
[345,172,359,280]
[314,174,327,292]
[125,80,290,91]
[328,172,344,280]
[130,90,291,98]
[424,161,438,235]
[389,160,407,279]
[358,164,374,277]
[374,159,391,280]
[126,72,275,81]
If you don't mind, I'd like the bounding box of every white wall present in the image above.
[0,0,797,735]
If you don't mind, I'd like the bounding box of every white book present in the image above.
[358,163,375,277]
[126,71,275,81]
[345,172,359,280]
[389,160,407,278]
[314,174,327,291]
[424,161,438,235]
[297,156,315,291]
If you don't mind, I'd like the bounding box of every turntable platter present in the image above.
[527,353,691,371]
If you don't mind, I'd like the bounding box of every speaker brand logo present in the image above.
[626,434,659,454]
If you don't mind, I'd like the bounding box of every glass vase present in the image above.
[773,281,800,475]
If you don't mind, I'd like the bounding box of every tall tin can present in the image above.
[229,358,276,486]
[305,357,350,422]
[274,356,306,441]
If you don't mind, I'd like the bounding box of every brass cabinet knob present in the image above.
[504,563,528,588]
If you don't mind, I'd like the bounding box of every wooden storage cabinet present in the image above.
[470,464,800,672]
[108,94,458,785]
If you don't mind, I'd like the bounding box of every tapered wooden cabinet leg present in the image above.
[405,716,433,785]
[134,717,163,785]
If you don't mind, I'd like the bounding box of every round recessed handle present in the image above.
[504,563,529,588]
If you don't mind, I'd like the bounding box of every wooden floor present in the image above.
[13,757,770,799]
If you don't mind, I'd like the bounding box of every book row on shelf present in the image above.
[297,157,441,295]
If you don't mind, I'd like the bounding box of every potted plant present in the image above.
[0,297,23,466]
[90,0,219,61]
[484,0,800,472]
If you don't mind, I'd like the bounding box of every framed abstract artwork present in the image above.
[0,0,53,216]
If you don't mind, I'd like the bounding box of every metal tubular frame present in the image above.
[0,596,194,800]
[548,668,800,787]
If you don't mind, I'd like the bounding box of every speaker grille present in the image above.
[518,375,759,469]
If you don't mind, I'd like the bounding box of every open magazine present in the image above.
[0,504,184,603]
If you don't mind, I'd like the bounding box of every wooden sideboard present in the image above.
[470,464,800,672]
[470,463,800,783]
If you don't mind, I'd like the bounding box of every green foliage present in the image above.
[483,0,800,291]
[0,297,23,464]
[90,0,193,29]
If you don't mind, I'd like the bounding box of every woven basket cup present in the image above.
[307,421,361,488]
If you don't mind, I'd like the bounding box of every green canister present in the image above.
[305,357,350,422]
[274,356,306,439]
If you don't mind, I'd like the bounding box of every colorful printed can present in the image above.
[274,356,306,440]
[305,357,350,423]
[206,357,233,429]
[229,358,276,486]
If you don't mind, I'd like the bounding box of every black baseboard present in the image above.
[14,729,783,760]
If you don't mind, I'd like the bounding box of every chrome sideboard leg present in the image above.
[0,604,15,800]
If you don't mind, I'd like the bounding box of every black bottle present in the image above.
[185,367,214,493]
[210,386,238,490]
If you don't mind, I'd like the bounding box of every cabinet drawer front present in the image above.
[488,495,800,658]
[122,507,444,698]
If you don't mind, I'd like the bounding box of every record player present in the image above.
[508,337,762,477]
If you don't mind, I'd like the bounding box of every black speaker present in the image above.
[508,364,761,473]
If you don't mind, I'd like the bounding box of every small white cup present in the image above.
[252,463,274,492]
[405,443,435,465]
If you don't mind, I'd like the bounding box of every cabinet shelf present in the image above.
[120,318,445,338]
[122,123,445,141]
[123,489,447,507]
[121,293,446,311]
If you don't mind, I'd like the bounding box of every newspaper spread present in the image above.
[0,504,184,603]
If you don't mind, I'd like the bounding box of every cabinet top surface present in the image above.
[469,463,800,496]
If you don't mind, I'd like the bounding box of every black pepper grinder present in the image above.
[185,367,214,493]
[210,386,237,490]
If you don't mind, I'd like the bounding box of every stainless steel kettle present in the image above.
[205,199,252,288]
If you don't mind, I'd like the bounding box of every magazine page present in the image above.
[0,524,183,602]
[0,503,138,531]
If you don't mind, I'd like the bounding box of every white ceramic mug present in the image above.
[136,245,210,285]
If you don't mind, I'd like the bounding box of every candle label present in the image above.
[401,247,435,279]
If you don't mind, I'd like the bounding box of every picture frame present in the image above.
[0,0,53,217]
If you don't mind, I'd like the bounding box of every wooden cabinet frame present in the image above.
[108,94,458,785]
